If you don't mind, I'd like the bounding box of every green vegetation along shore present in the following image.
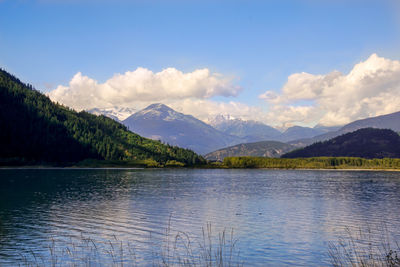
[220,156,400,170]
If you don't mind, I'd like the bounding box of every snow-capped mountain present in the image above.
[87,105,342,154]
[122,104,242,154]
[209,114,339,143]
[209,115,282,143]
[87,107,136,121]
[207,114,237,126]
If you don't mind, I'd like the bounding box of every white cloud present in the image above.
[49,54,400,128]
[260,54,400,126]
[48,67,241,110]
[47,67,269,124]
[264,105,320,128]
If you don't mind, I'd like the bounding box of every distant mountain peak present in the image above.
[144,103,172,111]
[122,104,242,154]
[208,114,238,126]
[135,103,187,121]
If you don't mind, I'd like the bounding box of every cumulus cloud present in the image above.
[49,54,400,127]
[260,54,400,126]
[48,67,241,110]
[47,67,269,124]
[264,105,320,128]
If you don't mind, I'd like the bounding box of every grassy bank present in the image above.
[329,225,400,267]
[14,223,400,266]
[16,224,242,267]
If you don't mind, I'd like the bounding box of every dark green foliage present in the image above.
[0,69,205,166]
[282,128,400,159]
[223,156,400,169]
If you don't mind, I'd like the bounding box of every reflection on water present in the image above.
[1,169,400,266]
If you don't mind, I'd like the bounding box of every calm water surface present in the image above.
[0,169,400,266]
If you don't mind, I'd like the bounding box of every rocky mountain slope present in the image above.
[122,104,242,154]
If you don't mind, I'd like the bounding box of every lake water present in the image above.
[1,169,400,266]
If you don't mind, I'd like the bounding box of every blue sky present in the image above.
[1,0,400,126]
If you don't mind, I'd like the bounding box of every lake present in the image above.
[0,169,400,266]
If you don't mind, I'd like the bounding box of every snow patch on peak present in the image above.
[133,103,190,122]
[87,106,136,121]
[207,114,238,126]
[144,103,171,110]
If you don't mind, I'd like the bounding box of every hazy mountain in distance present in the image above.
[279,126,325,142]
[290,111,400,147]
[209,115,338,143]
[87,107,136,121]
[122,104,242,154]
[282,128,400,159]
[340,111,400,132]
[209,115,282,142]
[205,141,296,161]
[313,124,343,133]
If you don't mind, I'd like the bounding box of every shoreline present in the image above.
[260,167,400,171]
[1,166,400,171]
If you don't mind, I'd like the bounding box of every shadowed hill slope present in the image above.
[282,128,400,159]
[290,111,400,147]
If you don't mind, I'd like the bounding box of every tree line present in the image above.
[222,156,400,169]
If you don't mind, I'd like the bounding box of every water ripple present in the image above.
[1,169,400,266]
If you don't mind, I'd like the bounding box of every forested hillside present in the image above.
[282,128,400,159]
[290,111,400,147]
[205,141,295,161]
[0,69,204,166]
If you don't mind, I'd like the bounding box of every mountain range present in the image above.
[3,66,400,164]
[208,115,334,142]
[122,104,242,155]
[87,101,400,157]
[209,115,282,142]
[90,105,336,154]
